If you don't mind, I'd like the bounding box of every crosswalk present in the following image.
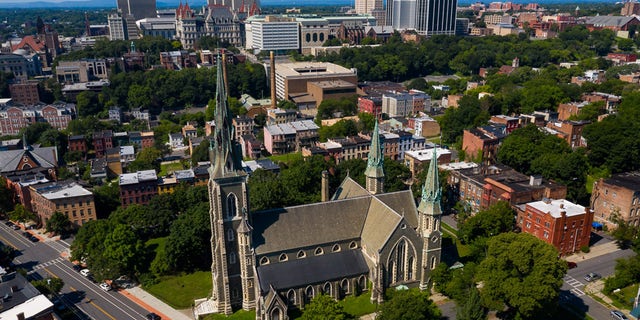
[28,257,65,274]
[565,275,585,297]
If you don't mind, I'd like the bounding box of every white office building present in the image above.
[249,16,300,54]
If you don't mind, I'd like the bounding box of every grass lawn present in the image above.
[159,161,187,177]
[609,283,638,309]
[144,271,212,309]
[268,152,302,165]
[201,310,256,320]
[339,291,377,317]
[441,222,471,259]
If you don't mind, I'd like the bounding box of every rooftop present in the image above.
[276,62,355,78]
[527,199,586,218]
[405,147,451,162]
[32,181,92,200]
[119,169,158,185]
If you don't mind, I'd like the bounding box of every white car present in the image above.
[80,269,91,277]
[99,282,111,291]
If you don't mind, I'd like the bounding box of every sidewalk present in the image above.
[564,241,620,263]
[122,287,192,320]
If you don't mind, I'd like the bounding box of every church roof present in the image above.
[361,198,402,251]
[0,146,57,173]
[252,197,370,255]
[256,250,368,291]
[375,191,419,227]
[332,176,369,200]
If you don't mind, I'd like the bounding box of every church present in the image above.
[203,56,442,319]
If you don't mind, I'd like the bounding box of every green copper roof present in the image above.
[209,54,244,179]
[420,148,441,204]
[364,120,384,178]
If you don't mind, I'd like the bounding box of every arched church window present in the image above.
[332,244,341,252]
[340,279,349,294]
[271,308,281,320]
[305,286,314,301]
[227,228,234,241]
[297,250,306,258]
[408,256,414,280]
[349,241,358,249]
[229,252,236,264]
[323,282,332,295]
[227,193,238,219]
[260,256,269,265]
[287,289,296,305]
[279,253,288,262]
[431,256,437,269]
[315,247,324,255]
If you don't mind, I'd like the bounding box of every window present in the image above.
[431,256,437,269]
[227,228,235,241]
[315,247,324,255]
[349,241,358,249]
[323,282,331,295]
[279,253,288,262]
[297,250,306,258]
[287,289,296,305]
[229,252,236,264]
[341,279,349,294]
[332,244,340,252]
[260,257,269,265]
[543,231,549,239]
[526,222,531,228]
[305,286,314,302]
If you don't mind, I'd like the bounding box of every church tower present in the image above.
[365,120,384,194]
[417,149,442,289]
[208,54,255,314]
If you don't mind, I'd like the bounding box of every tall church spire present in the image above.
[417,147,442,290]
[419,148,441,207]
[365,119,384,194]
[209,53,244,179]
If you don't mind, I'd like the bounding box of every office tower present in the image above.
[392,0,416,30]
[117,0,157,19]
[415,0,457,36]
[355,0,382,14]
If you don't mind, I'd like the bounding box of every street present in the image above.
[0,222,153,320]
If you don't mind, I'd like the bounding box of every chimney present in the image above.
[17,313,25,320]
[321,170,329,202]
[270,51,276,108]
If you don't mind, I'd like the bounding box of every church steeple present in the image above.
[209,53,244,179]
[418,148,441,209]
[365,119,384,194]
[417,148,442,290]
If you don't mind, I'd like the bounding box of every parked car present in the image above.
[584,272,601,282]
[611,310,629,320]
[4,221,13,226]
[11,224,20,230]
[146,312,161,320]
[80,269,91,277]
[29,236,39,243]
[22,232,30,238]
[72,264,82,272]
[567,261,577,269]
[99,282,111,291]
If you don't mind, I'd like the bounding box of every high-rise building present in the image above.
[355,0,382,14]
[117,0,157,19]
[415,0,458,36]
[392,0,417,30]
[108,12,126,40]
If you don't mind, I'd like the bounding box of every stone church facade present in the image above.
[203,55,442,319]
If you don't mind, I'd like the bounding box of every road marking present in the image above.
[28,257,65,274]
[564,275,586,296]
[0,235,18,249]
[571,288,585,297]
[70,286,117,320]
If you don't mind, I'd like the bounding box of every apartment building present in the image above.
[30,180,97,227]
[119,170,159,208]
[591,171,640,228]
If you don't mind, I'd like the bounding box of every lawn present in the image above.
[144,271,212,309]
[608,283,638,309]
[268,152,302,165]
[441,223,471,258]
[159,161,187,177]
[339,291,377,317]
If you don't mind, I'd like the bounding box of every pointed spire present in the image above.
[421,148,441,204]
[237,210,252,234]
[209,53,244,179]
[22,133,28,151]
[365,119,384,178]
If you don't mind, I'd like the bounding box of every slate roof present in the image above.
[0,146,57,173]
[332,176,370,200]
[375,190,419,228]
[252,197,370,255]
[586,16,639,28]
[256,250,368,291]
[603,171,640,191]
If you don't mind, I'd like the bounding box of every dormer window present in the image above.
[315,247,324,255]
[279,253,288,262]
[349,241,357,249]
[260,256,269,265]
[332,244,340,252]
[297,250,306,258]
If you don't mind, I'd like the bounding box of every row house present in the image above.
[544,120,589,148]
[323,135,371,163]
[129,131,155,149]
[29,180,97,228]
[267,108,298,125]
[159,50,198,70]
[358,96,383,119]
[93,130,113,158]
[381,132,400,160]
[404,147,452,178]
[158,169,196,194]
[199,49,245,66]
[606,52,637,65]
[408,116,440,138]
[582,92,621,115]
[263,120,319,155]
[233,116,254,140]
[0,103,75,136]
[557,102,589,121]
[461,125,506,165]
[381,91,431,117]
[67,135,87,155]
[182,123,198,139]
[517,198,593,256]
[489,115,519,134]
[240,134,262,160]
[448,164,567,214]
[591,171,640,229]
[119,169,159,208]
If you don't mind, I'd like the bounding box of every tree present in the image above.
[456,287,486,320]
[0,178,15,215]
[46,212,72,236]
[75,91,102,117]
[248,169,284,212]
[457,201,515,245]
[92,182,121,219]
[9,204,37,227]
[377,289,441,320]
[477,233,567,319]
[103,224,144,278]
[0,242,17,266]
[165,202,212,272]
[301,294,353,320]
[128,147,162,172]
[31,277,64,297]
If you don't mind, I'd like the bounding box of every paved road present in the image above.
[0,222,153,320]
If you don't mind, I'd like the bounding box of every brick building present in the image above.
[119,169,159,208]
[517,199,593,256]
[30,180,96,227]
[232,116,254,141]
[0,103,75,136]
[67,135,87,154]
[489,115,519,134]
[591,171,640,228]
[9,82,40,105]
[461,125,506,165]
[404,147,452,177]
[92,130,113,158]
[358,96,383,118]
[545,120,589,148]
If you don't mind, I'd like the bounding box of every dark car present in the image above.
[4,221,13,226]
[72,264,82,272]
[22,232,30,238]
[28,236,39,243]
[11,224,20,230]
[567,261,577,269]
[146,312,161,320]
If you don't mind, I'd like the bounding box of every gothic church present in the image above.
[205,56,442,319]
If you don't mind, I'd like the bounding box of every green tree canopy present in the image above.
[31,277,64,297]
[128,147,163,172]
[9,204,37,227]
[477,233,567,319]
[301,294,353,320]
[377,288,441,320]
[46,212,72,236]
[457,201,515,245]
